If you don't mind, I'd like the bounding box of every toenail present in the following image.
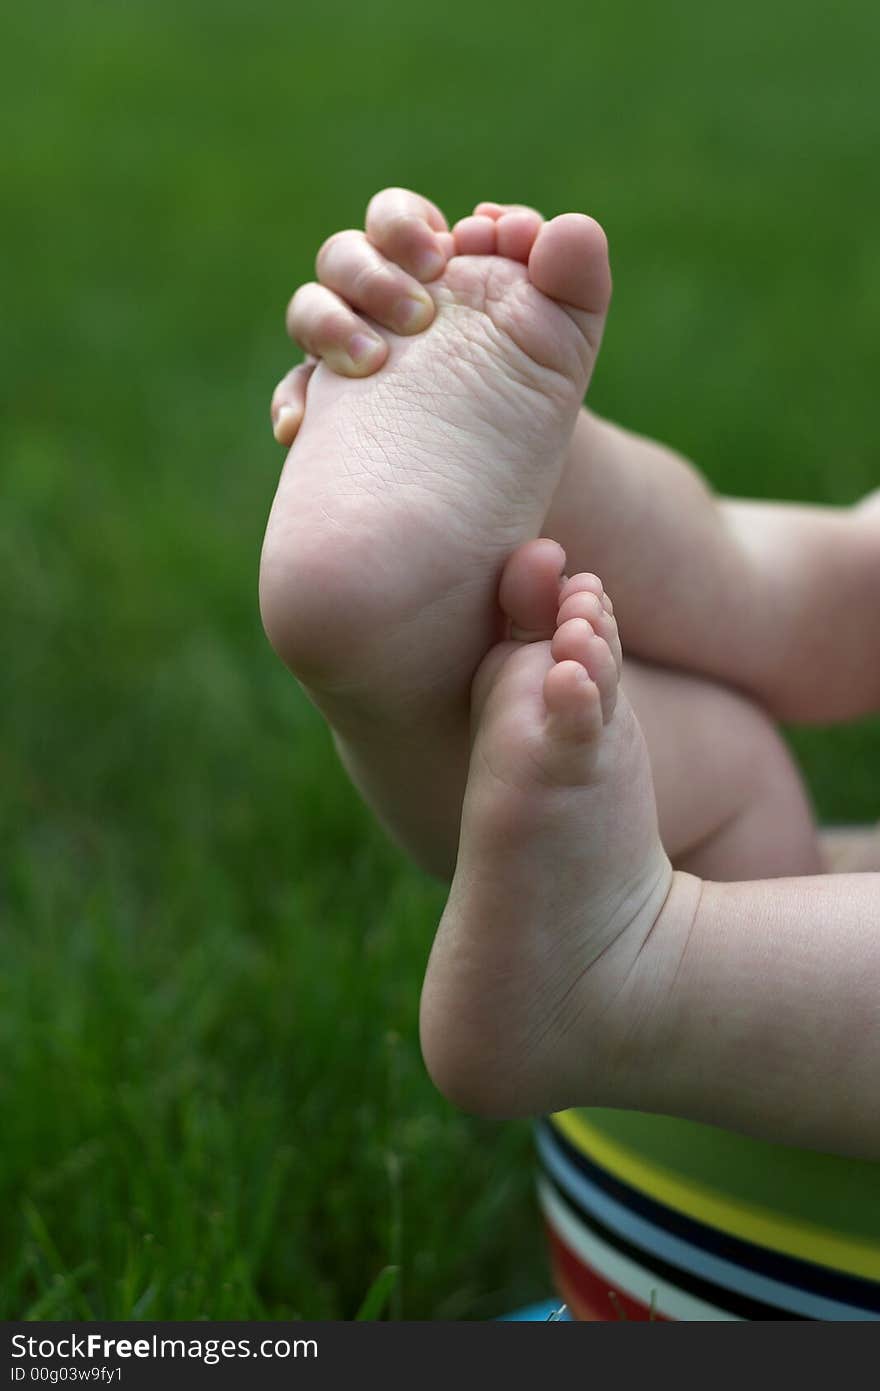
[272,404,296,441]
[393,294,433,333]
[348,332,384,365]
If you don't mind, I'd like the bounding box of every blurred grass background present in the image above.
[2,0,878,1318]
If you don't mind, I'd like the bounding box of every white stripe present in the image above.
[537,1127,877,1321]
[538,1177,741,1322]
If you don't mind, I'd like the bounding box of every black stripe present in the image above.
[542,1168,804,1320]
[537,1119,880,1315]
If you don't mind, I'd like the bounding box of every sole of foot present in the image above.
[260,212,612,709]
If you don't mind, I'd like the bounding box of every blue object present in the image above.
[499,1298,572,1321]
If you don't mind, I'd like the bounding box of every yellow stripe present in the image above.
[552,1111,880,1281]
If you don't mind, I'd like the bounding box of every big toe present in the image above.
[498,538,566,639]
[528,213,612,336]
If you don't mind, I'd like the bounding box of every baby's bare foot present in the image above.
[420,542,673,1117]
[260,191,611,709]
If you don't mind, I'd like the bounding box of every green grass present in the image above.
[2,0,878,1318]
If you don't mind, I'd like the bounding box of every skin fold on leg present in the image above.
[612,868,880,1159]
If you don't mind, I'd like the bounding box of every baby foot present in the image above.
[260,188,611,707]
[420,542,673,1117]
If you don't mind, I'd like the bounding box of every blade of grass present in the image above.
[354,1265,400,1321]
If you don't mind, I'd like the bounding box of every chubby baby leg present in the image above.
[545,411,880,725]
[622,659,821,880]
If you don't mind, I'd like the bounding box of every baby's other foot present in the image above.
[420,542,672,1117]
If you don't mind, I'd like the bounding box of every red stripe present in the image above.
[546,1222,673,1322]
